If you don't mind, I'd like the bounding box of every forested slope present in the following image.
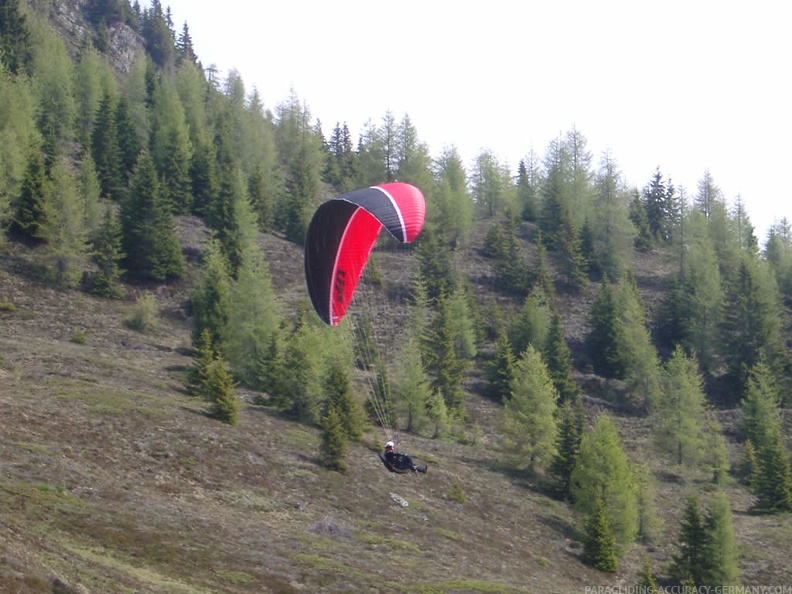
[2,1,792,592]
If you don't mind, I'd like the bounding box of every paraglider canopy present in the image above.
[304,182,426,326]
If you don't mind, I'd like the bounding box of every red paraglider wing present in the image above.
[304,183,426,325]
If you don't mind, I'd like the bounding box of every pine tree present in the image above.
[509,289,551,358]
[582,497,618,572]
[206,355,238,425]
[501,345,558,472]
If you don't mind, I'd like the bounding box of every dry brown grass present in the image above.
[2,218,791,593]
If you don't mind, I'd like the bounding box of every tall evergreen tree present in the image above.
[486,330,517,403]
[0,0,32,74]
[549,400,584,500]
[425,294,467,413]
[206,355,238,425]
[120,150,185,280]
[585,280,626,379]
[190,237,232,351]
[543,312,578,402]
[671,495,708,587]
[582,497,618,572]
[91,91,123,202]
[11,147,49,242]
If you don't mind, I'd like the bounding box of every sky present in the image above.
[149,0,790,241]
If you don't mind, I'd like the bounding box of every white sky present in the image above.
[151,0,790,241]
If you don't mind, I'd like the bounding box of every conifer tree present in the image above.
[516,153,540,222]
[432,146,473,245]
[114,96,140,186]
[743,364,792,512]
[222,197,282,385]
[0,0,32,75]
[582,497,618,572]
[321,404,348,472]
[426,294,467,412]
[501,345,558,472]
[636,557,658,592]
[509,289,551,359]
[393,334,433,434]
[11,148,49,242]
[634,463,663,544]
[628,193,653,251]
[190,237,232,351]
[187,328,215,397]
[721,255,789,397]
[671,495,708,586]
[426,388,450,439]
[571,414,638,548]
[585,280,626,379]
[91,91,123,201]
[543,312,579,402]
[651,346,707,468]
[549,400,584,500]
[206,355,238,425]
[324,354,365,441]
[45,157,89,288]
[120,149,185,281]
[703,490,740,586]
[486,330,517,403]
[416,224,455,302]
[90,203,125,297]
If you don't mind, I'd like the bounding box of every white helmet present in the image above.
[385,441,395,450]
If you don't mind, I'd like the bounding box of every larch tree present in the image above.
[44,156,89,288]
[651,346,707,469]
[570,414,638,549]
[589,150,635,281]
[500,345,559,473]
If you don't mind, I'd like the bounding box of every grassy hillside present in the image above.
[2,216,792,593]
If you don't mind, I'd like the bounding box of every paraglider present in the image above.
[304,182,427,475]
[379,440,427,474]
[304,182,426,326]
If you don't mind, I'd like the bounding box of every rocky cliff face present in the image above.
[37,0,145,73]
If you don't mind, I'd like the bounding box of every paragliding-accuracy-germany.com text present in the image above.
[584,587,792,594]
